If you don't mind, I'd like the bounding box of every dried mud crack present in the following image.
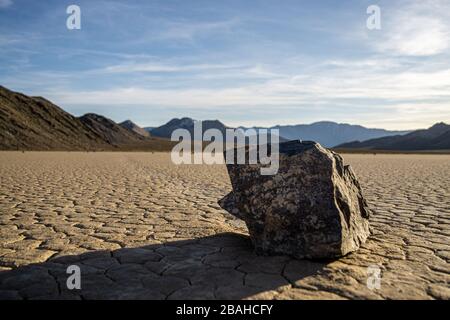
[0,152,449,300]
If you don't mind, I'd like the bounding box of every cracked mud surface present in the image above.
[0,152,449,300]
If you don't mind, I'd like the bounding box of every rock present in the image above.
[219,140,370,259]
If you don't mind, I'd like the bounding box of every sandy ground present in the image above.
[0,152,449,300]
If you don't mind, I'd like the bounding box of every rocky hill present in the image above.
[336,123,450,151]
[120,120,150,137]
[150,117,229,139]
[0,86,174,151]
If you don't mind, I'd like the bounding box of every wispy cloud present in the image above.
[97,62,244,74]
[41,58,450,107]
[0,34,21,45]
[156,18,239,41]
[1,0,449,129]
[0,0,12,9]
[373,1,450,56]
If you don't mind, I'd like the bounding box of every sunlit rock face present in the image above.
[219,140,371,259]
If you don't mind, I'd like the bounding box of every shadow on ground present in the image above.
[0,233,329,300]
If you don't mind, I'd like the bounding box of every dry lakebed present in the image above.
[0,152,449,300]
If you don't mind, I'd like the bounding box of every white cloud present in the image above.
[7,51,450,130]
[379,17,449,56]
[79,60,281,81]
[43,64,450,108]
[3,0,449,130]
[0,35,21,45]
[157,19,239,41]
[0,0,12,9]
[373,2,450,56]
[97,62,243,74]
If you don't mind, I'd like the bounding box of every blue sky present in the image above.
[1,0,449,129]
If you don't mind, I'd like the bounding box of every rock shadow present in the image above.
[0,233,328,300]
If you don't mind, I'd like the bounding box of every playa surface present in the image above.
[0,152,449,300]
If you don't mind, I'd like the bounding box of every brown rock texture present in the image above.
[220,141,370,259]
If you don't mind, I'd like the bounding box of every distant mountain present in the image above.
[0,86,174,151]
[150,118,409,146]
[151,117,229,140]
[150,117,288,143]
[120,119,150,137]
[150,117,195,137]
[260,121,411,147]
[2,85,427,151]
[336,123,450,150]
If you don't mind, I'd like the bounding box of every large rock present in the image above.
[219,140,370,259]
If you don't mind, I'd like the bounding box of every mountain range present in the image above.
[1,85,448,152]
[266,122,410,147]
[336,122,450,151]
[148,118,410,147]
[0,86,174,151]
[148,117,229,139]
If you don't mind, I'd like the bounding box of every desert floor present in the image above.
[0,152,449,300]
